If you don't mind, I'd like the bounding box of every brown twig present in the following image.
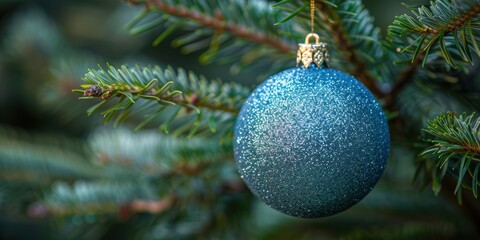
[84,85,240,114]
[315,2,384,98]
[128,0,292,54]
[119,196,176,221]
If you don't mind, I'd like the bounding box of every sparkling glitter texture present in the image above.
[234,67,390,218]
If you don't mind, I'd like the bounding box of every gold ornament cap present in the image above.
[296,33,329,68]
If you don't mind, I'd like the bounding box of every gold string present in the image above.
[310,0,315,33]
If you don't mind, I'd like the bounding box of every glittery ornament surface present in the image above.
[234,67,390,218]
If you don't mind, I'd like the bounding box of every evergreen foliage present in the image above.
[417,112,480,202]
[389,0,480,68]
[75,65,249,139]
[2,0,480,238]
[126,0,296,75]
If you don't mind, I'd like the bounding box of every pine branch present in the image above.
[389,0,480,68]
[126,0,296,74]
[385,0,479,111]
[384,50,457,112]
[138,0,291,54]
[0,125,238,221]
[417,112,480,202]
[385,21,475,112]
[39,168,247,231]
[24,127,238,221]
[74,65,250,138]
[42,180,158,217]
[88,128,233,175]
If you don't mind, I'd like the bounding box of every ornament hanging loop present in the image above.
[296,33,329,68]
[305,33,320,44]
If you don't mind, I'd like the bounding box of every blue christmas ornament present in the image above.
[233,34,390,218]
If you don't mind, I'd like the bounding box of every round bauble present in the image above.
[233,67,390,218]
